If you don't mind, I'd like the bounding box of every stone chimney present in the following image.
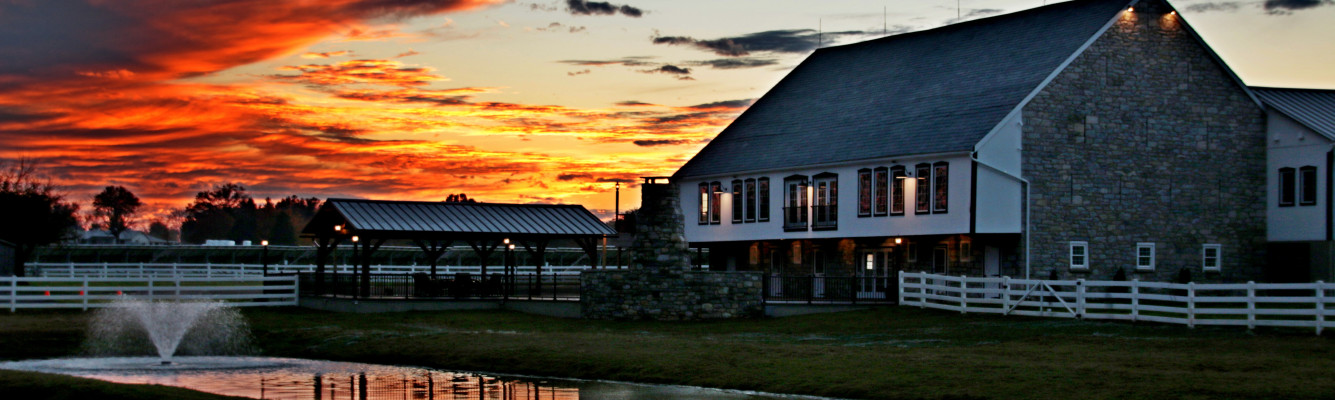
[628,177,692,272]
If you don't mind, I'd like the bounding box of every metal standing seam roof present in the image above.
[314,199,616,237]
[1251,87,1335,140]
[673,0,1131,179]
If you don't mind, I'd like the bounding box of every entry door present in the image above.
[860,250,891,298]
[812,250,825,298]
[933,246,948,274]
[984,246,1001,298]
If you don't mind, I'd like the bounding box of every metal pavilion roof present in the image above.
[303,199,616,238]
[1252,87,1335,141]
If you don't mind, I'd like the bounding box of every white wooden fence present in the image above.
[2,275,298,311]
[899,272,1334,335]
[28,262,602,278]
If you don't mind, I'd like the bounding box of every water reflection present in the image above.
[1,357,796,400]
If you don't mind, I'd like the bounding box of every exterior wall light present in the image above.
[351,235,359,243]
[333,224,342,232]
[895,238,903,244]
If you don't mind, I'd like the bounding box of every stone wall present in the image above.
[581,270,763,320]
[581,180,764,320]
[1021,0,1267,282]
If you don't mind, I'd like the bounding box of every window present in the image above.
[745,179,757,222]
[891,166,906,215]
[1202,244,1221,272]
[813,173,838,230]
[959,239,972,262]
[758,178,770,222]
[933,162,949,213]
[731,180,743,223]
[1136,242,1155,271]
[710,181,722,224]
[783,176,808,231]
[1300,166,1318,206]
[875,167,889,216]
[1279,167,1295,207]
[698,183,709,225]
[858,169,872,217]
[1069,241,1088,270]
[915,164,931,214]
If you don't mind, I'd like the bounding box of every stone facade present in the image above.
[1021,0,1267,282]
[581,180,764,320]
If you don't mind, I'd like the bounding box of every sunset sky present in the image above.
[1,0,1332,227]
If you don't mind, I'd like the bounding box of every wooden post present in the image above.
[148,279,154,300]
[959,275,967,314]
[919,274,926,309]
[1076,279,1086,319]
[1187,282,1196,329]
[1316,281,1325,336]
[9,278,15,312]
[1002,276,1011,312]
[897,270,904,305]
[82,280,89,311]
[1131,279,1140,322]
[1247,281,1256,330]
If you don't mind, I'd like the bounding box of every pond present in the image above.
[1,356,828,400]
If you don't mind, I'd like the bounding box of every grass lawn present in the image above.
[2,307,1332,399]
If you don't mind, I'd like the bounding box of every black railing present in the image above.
[811,205,837,230]
[300,272,581,301]
[782,206,807,231]
[762,275,897,304]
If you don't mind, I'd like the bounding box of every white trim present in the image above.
[1136,242,1156,271]
[1202,244,1222,272]
[676,151,972,181]
[1069,241,1089,270]
[973,1,1132,153]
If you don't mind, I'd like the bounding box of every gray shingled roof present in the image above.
[1252,87,1335,140]
[674,0,1130,179]
[305,199,615,237]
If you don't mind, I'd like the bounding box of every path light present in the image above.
[503,238,510,245]
[261,240,270,277]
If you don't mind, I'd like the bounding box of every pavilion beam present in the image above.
[412,239,452,279]
[521,238,549,296]
[573,236,601,269]
[467,239,502,296]
[358,238,386,298]
[314,236,343,295]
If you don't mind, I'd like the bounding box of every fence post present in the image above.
[1131,279,1140,322]
[1187,282,1196,329]
[69,264,75,278]
[148,279,154,300]
[959,275,967,314]
[82,280,89,311]
[174,278,181,300]
[1247,281,1256,330]
[10,278,17,312]
[139,262,145,278]
[897,271,904,305]
[102,262,108,278]
[206,262,212,279]
[1076,279,1086,319]
[1316,281,1325,336]
[920,274,926,309]
[1002,276,1011,312]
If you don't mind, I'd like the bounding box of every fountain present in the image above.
[82,298,255,366]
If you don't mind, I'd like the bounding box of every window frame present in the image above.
[1299,166,1317,206]
[1202,244,1221,272]
[857,169,872,217]
[698,182,709,225]
[1135,242,1155,271]
[890,166,906,216]
[709,181,722,225]
[933,161,949,213]
[1279,167,1296,207]
[812,172,838,231]
[874,167,889,216]
[758,178,770,222]
[744,179,757,222]
[959,239,972,262]
[1069,241,1089,271]
[731,180,744,223]
[783,175,809,231]
[915,163,932,214]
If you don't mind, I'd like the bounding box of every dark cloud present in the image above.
[687,58,780,69]
[651,29,868,57]
[615,101,656,106]
[270,60,442,88]
[558,57,656,67]
[333,88,478,106]
[557,173,593,181]
[1184,2,1244,12]
[567,69,591,76]
[651,65,690,75]
[1264,0,1333,13]
[566,0,643,17]
[633,139,691,147]
[396,50,420,58]
[685,99,754,110]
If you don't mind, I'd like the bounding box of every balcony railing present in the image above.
[812,205,837,230]
[782,206,807,231]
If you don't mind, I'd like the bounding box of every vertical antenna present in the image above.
[818,18,822,48]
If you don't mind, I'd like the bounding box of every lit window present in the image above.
[1069,241,1088,270]
[783,175,808,231]
[731,180,743,223]
[1202,244,1221,272]
[698,183,709,225]
[1136,243,1155,271]
[1299,166,1317,206]
[813,173,838,230]
[915,163,931,214]
[710,181,722,225]
[1279,167,1295,207]
[891,166,906,215]
[858,169,872,217]
[959,240,972,262]
[745,179,757,222]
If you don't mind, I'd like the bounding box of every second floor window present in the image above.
[1300,166,1317,206]
[915,164,931,214]
[758,178,770,222]
[933,162,949,213]
[891,166,906,215]
[875,167,889,216]
[1279,167,1296,207]
[858,169,872,217]
[745,179,757,222]
[698,183,709,224]
[813,173,838,230]
[731,180,743,223]
[710,181,722,224]
[784,176,808,231]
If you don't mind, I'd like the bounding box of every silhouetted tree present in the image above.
[92,185,142,243]
[0,160,80,277]
[445,193,476,203]
[181,183,253,244]
[148,220,176,242]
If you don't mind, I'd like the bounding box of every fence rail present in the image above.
[1,275,298,311]
[764,275,896,303]
[299,272,580,301]
[898,272,1334,335]
[29,262,602,278]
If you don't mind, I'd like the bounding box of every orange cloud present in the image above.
[272,59,445,87]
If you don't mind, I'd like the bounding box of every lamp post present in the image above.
[261,240,269,277]
[352,235,364,298]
